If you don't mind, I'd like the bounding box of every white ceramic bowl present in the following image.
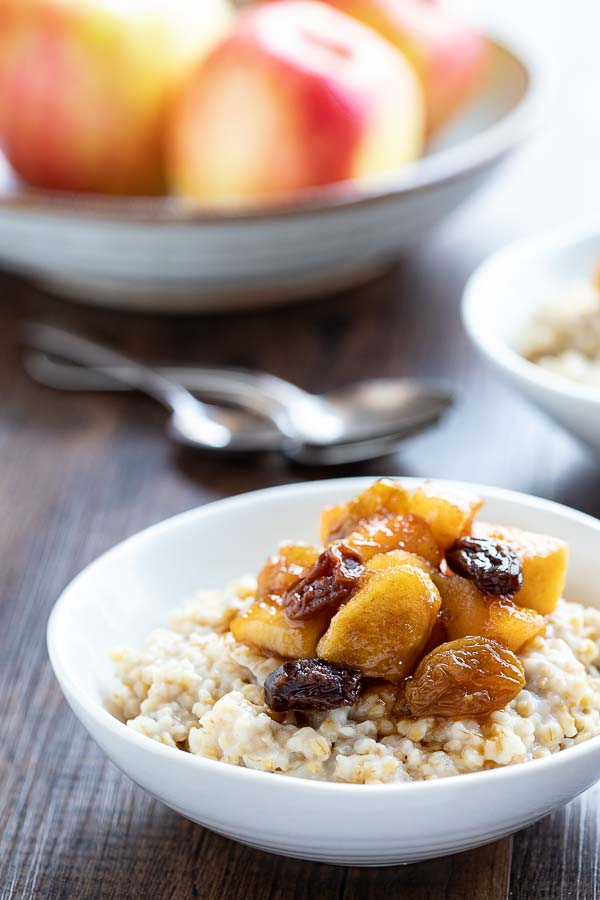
[463,221,600,454]
[47,477,600,866]
[0,32,542,313]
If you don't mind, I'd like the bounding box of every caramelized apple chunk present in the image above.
[367,551,448,654]
[231,542,329,658]
[473,523,568,614]
[317,563,441,680]
[405,636,525,718]
[343,513,442,566]
[410,482,483,549]
[423,612,449,655]
[256,542,320,603]
[432,572,545,652]
[230,601,330,659]
[320,478,411,543]
[365,548,434,574]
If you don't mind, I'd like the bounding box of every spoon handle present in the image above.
[23,351,293,402]
[23,322,203,412]
[23,322,318,441]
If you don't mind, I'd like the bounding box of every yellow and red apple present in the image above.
[0,0,233,195]
[315,0,487,135]
[167,0,425,205]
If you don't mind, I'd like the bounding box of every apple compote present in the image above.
[113,480,600,784]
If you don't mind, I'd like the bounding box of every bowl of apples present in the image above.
[0,0,543,312]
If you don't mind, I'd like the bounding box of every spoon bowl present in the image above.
[321,378,452,442]
[168,404,281,453]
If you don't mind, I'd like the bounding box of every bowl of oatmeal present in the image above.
[47,478,600,865]
[463,221,600,453]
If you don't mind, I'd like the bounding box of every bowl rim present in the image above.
[462,218,600,408]
[47,476,600,795]
[0,29,545,226]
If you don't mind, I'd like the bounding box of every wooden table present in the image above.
[2,6,600,898]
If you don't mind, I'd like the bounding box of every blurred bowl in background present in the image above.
[462,220,600,454]
[0,33,542,313]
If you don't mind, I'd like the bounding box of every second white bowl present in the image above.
[463,221,600,453]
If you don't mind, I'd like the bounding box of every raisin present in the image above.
[256,543,320,604]
[445,537,523,596]
[264,658,362,712]
[283,543,364,620]
[405,636,525,718]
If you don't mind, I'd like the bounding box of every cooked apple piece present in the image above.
[410,482,482,549]
[231,542,327,658]
[423,611,449,654]
[320,503,346,546]
[317,563,441,680]
[473,523,568,614]
[366,548,434,574]
[231,600,330,659]
[320,478,411,543]
[256,542,320,603]
[367,547,446,654]
[344,513,442,566]
[432,572,545,652]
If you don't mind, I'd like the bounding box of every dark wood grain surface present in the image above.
[2,6,600,898]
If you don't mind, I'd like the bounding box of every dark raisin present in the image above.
[263,658,362,712]
[445,537,523,596]
[283,543,364,620]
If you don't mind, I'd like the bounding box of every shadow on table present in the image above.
[172,444,410,497]
[51,798,509,900]
[188,826,511,900]
[550,464,600,520]
[188,829,470,900]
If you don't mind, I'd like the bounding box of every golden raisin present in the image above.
[405,636,525,718]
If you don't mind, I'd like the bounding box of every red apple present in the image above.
[316,0,487,135]
[167,0,424,205]
[0,0,233,195]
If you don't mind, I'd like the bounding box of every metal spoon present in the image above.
[22,323,280,454]
[23,322,453,464]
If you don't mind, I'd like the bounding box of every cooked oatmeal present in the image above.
[522,282,600,388]
[112,579,600,784]
[111,479,600,783]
